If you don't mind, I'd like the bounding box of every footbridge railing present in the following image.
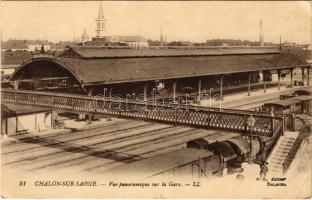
[1,89,284,137]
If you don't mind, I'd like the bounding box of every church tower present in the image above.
[95,2,107,38]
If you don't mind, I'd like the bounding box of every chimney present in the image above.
[160,25,164,47]
[259,19,264,46]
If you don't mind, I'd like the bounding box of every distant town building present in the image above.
[50,41,78,51]
[118,36,148,48]
[2,40,28,51]
[1,39,52,52]
[27,40,51,51]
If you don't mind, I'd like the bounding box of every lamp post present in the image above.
[247,115,256,153]
[103,88,107,109]
[103,88,107,98]
[185,93,189,110]
[209,88,214,110]
[152,88,156,106]
[219,96,222,111]
[202,90,207,109]
[126,93,131,111]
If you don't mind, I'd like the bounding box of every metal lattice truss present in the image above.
[2,89,284,137]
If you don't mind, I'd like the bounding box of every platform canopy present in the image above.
[11,47,309,87]
[1,103,51,117]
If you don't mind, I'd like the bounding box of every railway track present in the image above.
[29,128,200,172]
[16,126,192,170]
[2,118,239,174]
[2,121,157,162]
[2,120,150,155]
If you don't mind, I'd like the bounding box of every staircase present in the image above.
[267,131,300,176]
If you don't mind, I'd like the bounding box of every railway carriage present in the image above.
[262,99,302,115]
[266,88,312,115]
[265,92,311,131]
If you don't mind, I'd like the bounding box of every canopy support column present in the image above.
[277,70,281,91]
[143,84,148,101]
[307,67,310,85]
[290,69,294,88]
[263,71,266,93]
[173,80,177,103]
[198,79,202,103]
[108,87,113,98]
[220,75,224,101]
[87,88,93,124]
[301,67,305,86]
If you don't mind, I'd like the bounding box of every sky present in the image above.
[1,1,311,44]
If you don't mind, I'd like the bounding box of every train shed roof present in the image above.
[11,48,309,86]
[59,53,308,85]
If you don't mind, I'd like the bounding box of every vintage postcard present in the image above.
[1,1,311,198]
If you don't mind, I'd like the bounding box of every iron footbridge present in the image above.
[1,89,285,137]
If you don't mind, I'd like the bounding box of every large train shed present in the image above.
[9,47,310,100]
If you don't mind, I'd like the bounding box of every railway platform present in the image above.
[202,85,311,110]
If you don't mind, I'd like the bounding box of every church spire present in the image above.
[98,2,104,19]
[95,2,107,38]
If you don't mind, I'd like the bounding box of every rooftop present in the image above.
[1,50,32,65]
[2,40,28,50]
[263,99,302,107]
[294,87,312,95]
[117,35,147,42]
[104,148,214,178]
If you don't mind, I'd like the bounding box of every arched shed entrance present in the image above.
[10,58,84,93]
